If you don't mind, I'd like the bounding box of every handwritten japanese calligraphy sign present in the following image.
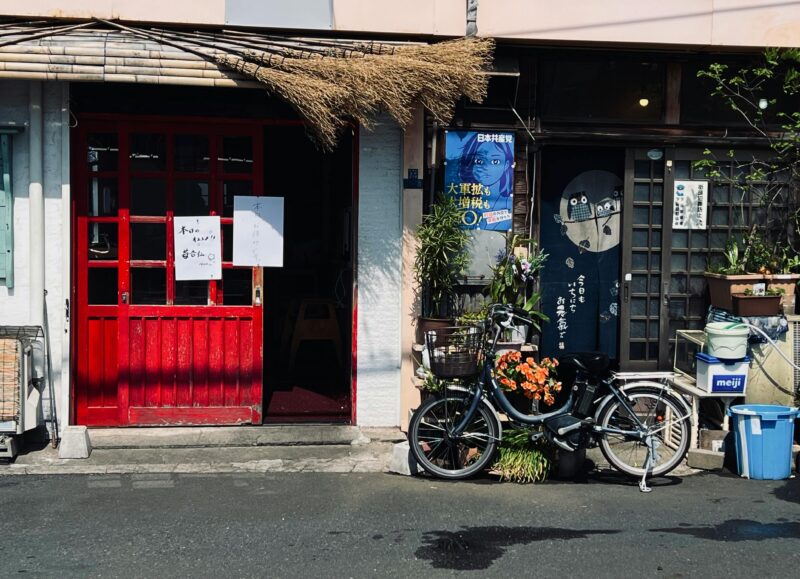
[232,196,284,267]
[174,216,222,280]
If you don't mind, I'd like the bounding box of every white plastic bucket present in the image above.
[704,322,749,360]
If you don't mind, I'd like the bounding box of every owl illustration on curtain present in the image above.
[595,196,618,218]
[567,191,593,222]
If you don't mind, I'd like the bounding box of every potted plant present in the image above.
[767,249,800,314]
[490,355,561,483]
[695,52,800,314]
[491,426,553,483]
[487,234,549,345]
[731,287,783,317]
[704,235,766,311]
[415,368,446,401]
[413,195,470,342]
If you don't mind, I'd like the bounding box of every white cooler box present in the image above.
[695,353,749,395]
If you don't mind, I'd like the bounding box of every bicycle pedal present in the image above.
[550,436,574,452]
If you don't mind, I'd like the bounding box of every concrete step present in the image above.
[3,442,397,475]
[88,425,368,449]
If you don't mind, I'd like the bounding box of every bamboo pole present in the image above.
[0,21,94,48]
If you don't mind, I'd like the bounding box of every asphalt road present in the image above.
[1,470,799,578]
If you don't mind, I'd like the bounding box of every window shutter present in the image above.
[0,134,13,288]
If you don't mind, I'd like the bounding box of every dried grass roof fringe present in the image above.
[216,36,494,149]
[0,20,494,149]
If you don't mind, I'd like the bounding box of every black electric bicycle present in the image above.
[408,304,692,492]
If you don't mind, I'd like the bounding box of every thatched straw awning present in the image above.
[0,19,494,148]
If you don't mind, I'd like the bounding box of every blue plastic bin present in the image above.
[726,405,800,480]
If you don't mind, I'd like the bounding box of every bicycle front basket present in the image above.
[425,326,484,379]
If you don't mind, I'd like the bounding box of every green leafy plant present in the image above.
[711,238,745,274]
[418,369,445,395]
[457,310,488,327]
[743,286,784,296]
[488,234,549,329]
[779,249,800,274]
[413,195,470,317]
[491,427,553,483]
[695,49,800,274]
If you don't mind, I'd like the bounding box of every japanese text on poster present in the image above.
[443,130,515,230]
[232,196,284,267]
[673,180,708,230]
[173,216,221,281]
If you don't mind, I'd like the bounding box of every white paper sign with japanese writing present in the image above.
[673,180,708,230]
[233,196,284,267]
[174,216,222,280]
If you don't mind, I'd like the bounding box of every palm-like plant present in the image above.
[413,195,470,317]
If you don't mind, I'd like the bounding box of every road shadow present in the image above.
[585,466,683,488]
[772,476,800,505]
[650,518,800,541]
[415,525,620,570]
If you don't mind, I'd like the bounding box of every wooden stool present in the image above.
[288,299,342,370]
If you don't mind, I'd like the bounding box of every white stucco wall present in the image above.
[356,119,403,427]
[0,80,70,436]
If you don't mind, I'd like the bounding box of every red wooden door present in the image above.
[74,118,264,426]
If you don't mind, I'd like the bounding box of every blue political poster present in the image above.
[443,130,514,230]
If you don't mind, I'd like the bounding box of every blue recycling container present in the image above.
[726,405,800,480]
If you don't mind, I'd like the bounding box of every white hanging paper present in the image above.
[233,196,284,267]
[173,216,222,280]
[673,180,708,230]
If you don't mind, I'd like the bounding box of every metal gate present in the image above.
[73,118,264,426]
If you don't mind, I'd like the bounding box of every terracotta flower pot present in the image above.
[704,272,766,311]
[731,293,782,317]
[767,273,800,315]
[416,316,454,345]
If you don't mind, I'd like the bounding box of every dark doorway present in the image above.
[539,146,625,362]
[262,126,354,422]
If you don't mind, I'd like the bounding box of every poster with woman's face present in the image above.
[443,130,515,231]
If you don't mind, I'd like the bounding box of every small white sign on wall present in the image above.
[174,216,222,280]
[673,180,708,230]
[233,196,284,267]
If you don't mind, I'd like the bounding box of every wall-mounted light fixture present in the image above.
[638,98,650,107]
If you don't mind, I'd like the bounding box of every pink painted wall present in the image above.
[0,1,224,25]
[0,0,464,35]
[3,0,800,47]
[477,0,800,48]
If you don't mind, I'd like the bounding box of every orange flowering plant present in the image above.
[495,351,562,405]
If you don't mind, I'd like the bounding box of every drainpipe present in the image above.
[60,83,71,432]
[28,81,44,326]
[467,0,479,36]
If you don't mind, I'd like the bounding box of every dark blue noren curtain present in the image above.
[540,148,624,360]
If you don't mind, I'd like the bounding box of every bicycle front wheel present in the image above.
[597,386,690,478]
[408,395,500,480]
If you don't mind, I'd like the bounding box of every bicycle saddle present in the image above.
[559,352,609,376]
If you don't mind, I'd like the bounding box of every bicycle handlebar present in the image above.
[488,303,534,327]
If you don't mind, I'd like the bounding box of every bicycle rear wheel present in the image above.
[408,395,500,480]
[597,386,690,478]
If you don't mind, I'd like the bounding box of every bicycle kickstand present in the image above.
[638,435,661,494]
